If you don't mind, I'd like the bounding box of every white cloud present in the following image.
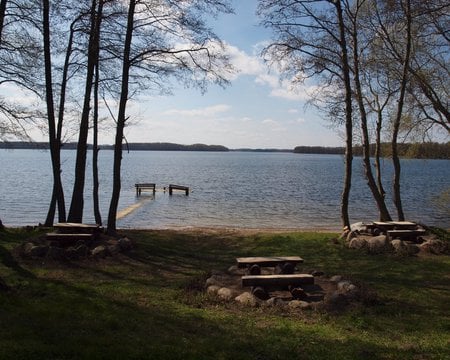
[262,118,277,125]
[162,104,231,118]
[288,109,299,114]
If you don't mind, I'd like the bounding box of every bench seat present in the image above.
[242,274,314,288]
[236,256,303,269]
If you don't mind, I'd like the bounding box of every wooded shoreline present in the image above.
[1,141,449,159]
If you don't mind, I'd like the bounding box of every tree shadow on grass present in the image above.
[0,244,36,279]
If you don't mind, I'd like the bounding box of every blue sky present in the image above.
[122,0,342,149]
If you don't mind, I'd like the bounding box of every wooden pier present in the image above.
[135,183,156,196]
[169,184,189,196]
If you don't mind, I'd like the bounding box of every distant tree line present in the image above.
[294,143,450,159]
[0,141,228,152]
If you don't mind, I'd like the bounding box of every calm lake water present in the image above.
[0,149,449,229]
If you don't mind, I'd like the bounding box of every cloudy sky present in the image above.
[121,0,342,149]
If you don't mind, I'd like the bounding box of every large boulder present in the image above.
[24,244,48,258]
[367,235,392,254]
[217,287,236,301]
[349,237,367,250]
[420,239,449,255]
[92,245,108,259]
[235,292,259,307]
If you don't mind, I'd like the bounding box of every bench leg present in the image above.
[275,262,295,274]
[289,286,307,300]
[247,264,261,275]
[251,286,269,300]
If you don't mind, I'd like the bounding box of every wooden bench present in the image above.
[135,183,156,196]
[236,256,303,275]
[242,274,314,300]
[54,222,101,234]
[46,233,93,247]
[387,229,426,241]
[169,184,189,195]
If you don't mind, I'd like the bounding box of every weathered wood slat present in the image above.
[135,183,156,196]
[169,184,189,195]
[46,233,93,247]
[54,223,101,234]
[242,274,314,287]
[387,229,426,239]
[236,256,303,268]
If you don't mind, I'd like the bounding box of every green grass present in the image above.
[0,228,449,359]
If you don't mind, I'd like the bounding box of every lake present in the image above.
[0,149,449,229]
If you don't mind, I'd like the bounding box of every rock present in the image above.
[65,247,79,260]
[288,300,310,310]
[349,237,367,250]
[420,239,449,255]
[367,235,391,254]
[25,244,48,257]
[392,240,420,256]
[118,237,133,252]
[206,285,220,295]
[75,244,89,258]
[217,287,236,301]
[92,245,108,259]
[46,246,65,260]
[235,292,259,307]
[346,231,358,242]
[266,297,287,308]
[326,291,349,310]
[205,275,221,287]
[337,281,358,294]
[330,275,343,283]
[350,222,367,233]
[227,265,240,275]
[391,239,406,254]
[107,244,121,255]
[405,243,420,256]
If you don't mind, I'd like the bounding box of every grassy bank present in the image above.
[0,228,449,359]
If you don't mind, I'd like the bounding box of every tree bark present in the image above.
[68,0,102,223]
[42,0,65,227]
[93,57,102,226]
[335,0,353,230]
[0,0,7,44]
[392,0,412,221]
[107,0,135,233]
[350,4,391,222]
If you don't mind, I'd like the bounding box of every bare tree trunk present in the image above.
[68,0,102,223]
[335,0,353,230]
[107,0,135,234]
[42,0,65,227]
[374,103,386,199]
[92,58,102,225]
[392,0,412,221]
[0,0,7,43]
[350,4,391,222]
[44,16,78,225]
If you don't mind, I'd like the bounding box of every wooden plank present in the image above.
[46,233,93,247]
[54,223,100,234]
[54,222,99,229]
[236,256,303,268]
[242,274,314,287]
[387,229,426,238]
[135,183,156,196]
[169,184,189,195]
